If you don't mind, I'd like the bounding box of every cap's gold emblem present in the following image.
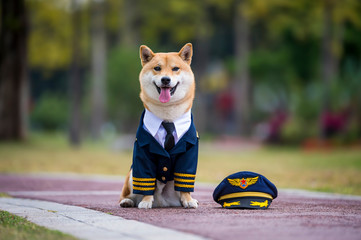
[227,176,259,189]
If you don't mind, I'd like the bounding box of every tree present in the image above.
[69,0,83,146]
[90,0,107,139]
[320,0,338,113]
[233,0,252,136]
[319,0,361,105]
[319,0,361,138]
[0,0,29,141]
[190,0,212,133]
[121,0,139,46]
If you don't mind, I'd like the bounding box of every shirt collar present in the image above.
[143,109,191,138]
[173,110,191,139]
[143,109,163,137]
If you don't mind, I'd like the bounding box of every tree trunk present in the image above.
[320,0,341,139]
[234,0,252,136]
[192,2,210,134]
[69,0,82,146]
[0,0,29,141]
[321,0,337,111]
[120,0,139,46]
[90,0,107,139]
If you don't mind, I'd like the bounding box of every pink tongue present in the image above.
[159,88,171,103]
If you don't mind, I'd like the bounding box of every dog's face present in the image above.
[139,44,195,105]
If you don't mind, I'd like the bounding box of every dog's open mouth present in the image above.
[154,82,179,103]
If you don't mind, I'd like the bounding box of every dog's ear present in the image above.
[178,43,193,65]
[140,45,155,66]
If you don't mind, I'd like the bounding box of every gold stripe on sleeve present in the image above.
[174,183,194,188]
[133,177,156,182]
[133,181,155,186]
[174,177,195,183]
[174,173,196,178]
[133,186,155,191]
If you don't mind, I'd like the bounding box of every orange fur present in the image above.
[180,191,193,202]
[139,43,195,121]
[119,170,131,203]
[141,195,154,202]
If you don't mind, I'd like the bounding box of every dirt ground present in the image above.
[1,174,360,240]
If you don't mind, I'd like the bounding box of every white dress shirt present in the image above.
[143,109,192,148]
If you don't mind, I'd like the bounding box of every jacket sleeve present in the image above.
[173,140,199,192]
[132,141,157,195]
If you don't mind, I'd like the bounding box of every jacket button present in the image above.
[163,167,168,172]
[161,176,166,181]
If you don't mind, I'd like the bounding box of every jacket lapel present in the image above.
[170,118,198,154]
[136,111,169,157]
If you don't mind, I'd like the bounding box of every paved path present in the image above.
[1,173,361,240]
[0,197,205,240]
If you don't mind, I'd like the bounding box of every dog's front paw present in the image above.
[119,198,134,208]
[182,198,199,209]
[138,200,153,209]
[138,195,154,209]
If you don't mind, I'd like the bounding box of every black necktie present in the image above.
[162,121,175,151]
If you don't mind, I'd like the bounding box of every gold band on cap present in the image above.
[218,192,273,201]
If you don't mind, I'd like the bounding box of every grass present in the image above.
[0,193,12,198]
[198,145,361,195]
[0,132,360,195]
[0,210,78,240]
[0,133,126,176]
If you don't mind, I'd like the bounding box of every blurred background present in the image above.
[1,0,361,194]
[1,0,361,146]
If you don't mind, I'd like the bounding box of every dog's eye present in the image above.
[172,67,179,71]
[154,66,161,71]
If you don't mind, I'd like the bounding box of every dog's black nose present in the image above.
[161,77,171,85]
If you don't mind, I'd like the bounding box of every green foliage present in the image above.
[104,0,122,33]
[27,0,89,70]
[27,0,72,70]
[277,82,323,143]
[249,48,295,83]
[281,117,318,144]
[107,45,143,131]
[31,93,68,131]
[0,210,78,240]
[24,0,361,141]
[0,192,11,198]
[138,0,203,47]
[342,60,361,105]
[295,83,323,119]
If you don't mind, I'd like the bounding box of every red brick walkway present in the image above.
[1,174,360,240]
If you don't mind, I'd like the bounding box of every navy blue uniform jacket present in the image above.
[132,111,199,195]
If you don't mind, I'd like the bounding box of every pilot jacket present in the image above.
[132,111,199,195]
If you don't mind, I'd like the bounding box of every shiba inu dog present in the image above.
[119,43,199,209]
